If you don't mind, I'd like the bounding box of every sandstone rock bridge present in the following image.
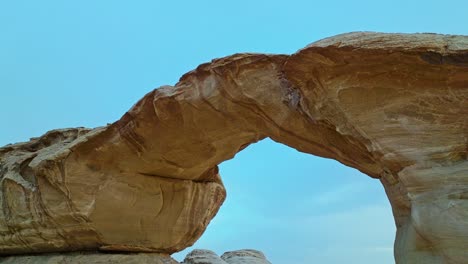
[1,32,467,263]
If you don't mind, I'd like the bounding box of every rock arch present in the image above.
[0,32,467,263]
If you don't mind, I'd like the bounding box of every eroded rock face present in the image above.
[0,252,178,264]
[221,250,271,264]
[182,249,226,264]
[181,249,271,264]
[0,249,271,264]
[0,32,467,263]
[0,128,225,254]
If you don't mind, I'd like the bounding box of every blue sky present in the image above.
[1,1,467,263]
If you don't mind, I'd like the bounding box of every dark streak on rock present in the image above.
[420,52,468,67]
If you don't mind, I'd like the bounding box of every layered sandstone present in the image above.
[0,32,467,263]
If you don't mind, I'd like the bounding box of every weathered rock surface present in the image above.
[182,249,226,264]
[0,128,225,254]
[221,250,271,264]
[0,252,178,264]
[0,32,467,263]
[181,249,271,264]
[0,249,271,264]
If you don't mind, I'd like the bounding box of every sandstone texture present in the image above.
[0,128,225,255]
[0,249,271,264]
[0,32,467,263]
[182,249,271,264]
[182,249,225,264]
[0,252,178,264]
[220,250,271,264]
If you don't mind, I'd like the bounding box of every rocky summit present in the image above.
[0,32,467,263]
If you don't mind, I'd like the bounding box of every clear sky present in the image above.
[1,1,467,263]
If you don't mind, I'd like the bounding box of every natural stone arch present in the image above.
[172,137,395,264]
[0,32,467,263]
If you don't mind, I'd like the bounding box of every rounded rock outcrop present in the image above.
[221,249,271,264]
[182,249,227,264]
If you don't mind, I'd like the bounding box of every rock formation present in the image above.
[0,252,178,264]
[0,249,271,264]
[182,249,225,264]
[0,32,467,263]
[220,250,271,264]
[182,249,271,264]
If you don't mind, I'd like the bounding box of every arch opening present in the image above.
[173,138,396,264]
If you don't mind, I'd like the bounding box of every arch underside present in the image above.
[0,32,467,263]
